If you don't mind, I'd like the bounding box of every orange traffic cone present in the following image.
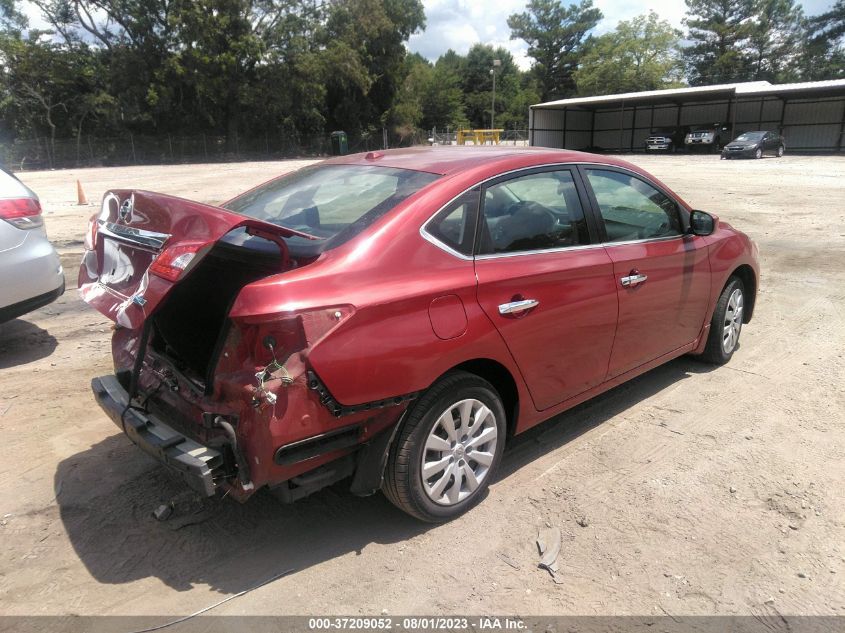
[76,179,88,205]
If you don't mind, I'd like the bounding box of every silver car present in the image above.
[0,168,64,323]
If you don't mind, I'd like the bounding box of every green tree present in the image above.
[683,0,755,85]
[457,44,525,129]
[801,0,845,79]
[320,0,425,135]
[508,0,602,101]
[747,0,805,82]
[574,12,684,96]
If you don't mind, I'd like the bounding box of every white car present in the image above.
[0,168,64,323]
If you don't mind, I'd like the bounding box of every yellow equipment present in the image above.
[457,129,504,145]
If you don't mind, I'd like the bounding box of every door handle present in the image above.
[620,273,648,287]
[498,299,539,315]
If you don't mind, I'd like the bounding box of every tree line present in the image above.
[0,0,842,157]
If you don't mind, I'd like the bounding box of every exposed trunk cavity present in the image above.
[150,240,285,388]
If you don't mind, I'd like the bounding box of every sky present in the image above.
[408,0,837,70]
[20,0,838,71]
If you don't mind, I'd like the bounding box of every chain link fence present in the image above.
[0,130,425,171]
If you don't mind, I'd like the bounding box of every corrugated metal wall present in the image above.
[530,92,845,152]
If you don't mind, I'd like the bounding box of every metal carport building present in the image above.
[529,79,845,153]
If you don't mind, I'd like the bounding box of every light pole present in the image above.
[490,59,501,130]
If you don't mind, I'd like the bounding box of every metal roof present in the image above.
[532,80,845,110]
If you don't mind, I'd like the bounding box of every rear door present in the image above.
[580,167,711,378]
[473,167,617,411]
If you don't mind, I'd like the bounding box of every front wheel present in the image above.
[699,277,745,364]
[383,371,506,522]
[777,145,784,158]
[755,147,763,159]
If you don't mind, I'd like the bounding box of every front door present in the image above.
[473,167,618,411]
[580,167,712,378]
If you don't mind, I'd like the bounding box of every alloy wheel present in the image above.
[722,288,744,354]
[421,398,498,506]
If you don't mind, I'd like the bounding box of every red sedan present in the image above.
[81,147,759,522]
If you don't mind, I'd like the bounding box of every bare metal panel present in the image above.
[783,98,844,125]
[680,103,731,126]
[533,129,564,148]
[532,108,565,130]
[564,130,591,149]
[653,106,680,127]
[783,124,842,149]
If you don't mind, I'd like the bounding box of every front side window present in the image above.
[585,169,682,243]
[478,170,589,255]
[224,165,439,248]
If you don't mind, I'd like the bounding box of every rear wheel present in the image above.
[383,371,506,522]
[699,277,745,364]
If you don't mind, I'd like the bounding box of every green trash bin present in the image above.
[330,131,348,156]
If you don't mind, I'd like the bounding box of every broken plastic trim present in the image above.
[305,370,421,418]
[274,424,363,465]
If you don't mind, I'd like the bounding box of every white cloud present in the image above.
[409,0,837,70]
[408,0,532,69]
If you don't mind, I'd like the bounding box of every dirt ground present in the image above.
[0,153,843,619]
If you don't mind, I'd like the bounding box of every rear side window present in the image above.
[425,190,479,256]
[478,169,589,255]
[585,169,682,243]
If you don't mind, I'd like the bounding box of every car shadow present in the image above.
[0,318,58,369]
[498,355,717,478]
[54,355,716,594]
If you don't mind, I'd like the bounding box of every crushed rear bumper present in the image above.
[91,375,222,496]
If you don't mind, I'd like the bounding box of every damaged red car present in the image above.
[81,147,759,522]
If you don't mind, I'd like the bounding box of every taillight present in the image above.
[149,242,204,281]
[0,197,43,229]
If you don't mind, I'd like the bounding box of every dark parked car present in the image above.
[644,126,690,153]
[81,147,759,522]
[721,131,785,159]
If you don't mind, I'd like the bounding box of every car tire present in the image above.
[755,147,763,159]
[382,370,506,522]
[699,277,745,365]
[777,145,784,158]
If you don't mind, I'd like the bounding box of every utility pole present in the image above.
[490,59,501,130]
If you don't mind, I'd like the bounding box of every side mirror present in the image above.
[689,210,715,236]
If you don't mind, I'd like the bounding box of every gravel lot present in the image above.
[1,153,844,619]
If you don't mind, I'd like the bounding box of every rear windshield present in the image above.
[735,132,765,141]
[223,164,439,250]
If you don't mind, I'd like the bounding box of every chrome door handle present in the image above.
[620,273,648,287]
[498,299,539,315]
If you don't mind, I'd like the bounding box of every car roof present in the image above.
[323,146,641,176]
